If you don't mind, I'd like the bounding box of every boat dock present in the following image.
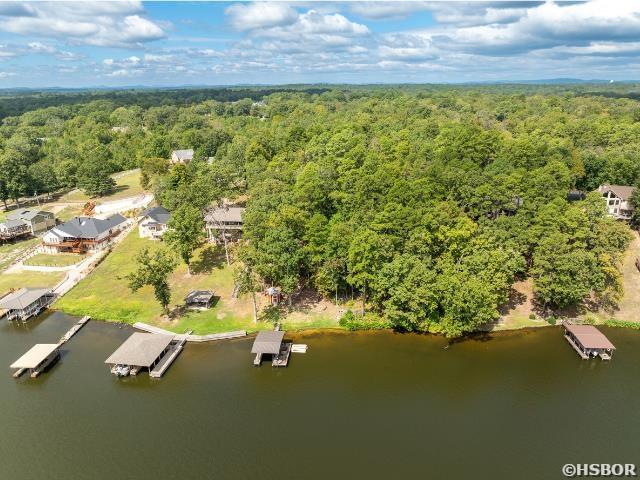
[562,321,616,360]
[11,344,61,378]
[149,331,191,378]
[133,322,246,342]
[59,316,90,344]
[251,330,292,367]
[105,332,187,378]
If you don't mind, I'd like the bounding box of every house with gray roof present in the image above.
[139,206,171,239]
[170,149,194,165]
[0,288,55,321]
[598,184,636,220]
[42,214,128,253]
[204,205,245,243]
[6,209,55,235]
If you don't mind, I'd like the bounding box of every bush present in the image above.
[604,319,640,330]
[339,310,390,331]
[546,315,557,325]
[528,313,536,320]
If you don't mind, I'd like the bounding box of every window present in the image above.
[613,208,618,214]
[609,199,615,205]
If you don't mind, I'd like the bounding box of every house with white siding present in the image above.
[597,184,636,220]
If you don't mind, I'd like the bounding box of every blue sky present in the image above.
[0,1,638,87]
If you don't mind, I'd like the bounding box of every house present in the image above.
[597,184,636,220]
[139,206,171,239]
[0,288,55,322]
[0,219,31,242]
[6,209,56,235]
[170,149,194,165]
[205,206,245,243]
[42,214,128,254]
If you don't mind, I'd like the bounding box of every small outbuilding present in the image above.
[184,290,215,309]
[171,149,194,165]
[11,343,60,378]
[0,288,55,322]
[562,321,616,360]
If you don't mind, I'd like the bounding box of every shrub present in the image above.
[339,310,390,331]
[546,315,557,325]
[604,319,640,330]
[528,313,536,320]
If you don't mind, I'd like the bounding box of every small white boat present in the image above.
[111,364,130,377]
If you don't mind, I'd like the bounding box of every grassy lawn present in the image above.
[59,170,144,203]
[0,238,41,271]
[24,253,86,267]
[0,270,65,296]
[57,230,340,334]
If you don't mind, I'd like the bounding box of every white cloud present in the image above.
[225,2,298,31]
[0,1,167,48]
[350,2,430,20]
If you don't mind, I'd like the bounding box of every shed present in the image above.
[251,331,285,355]
[105,333,174,368]
[185,290,215,309]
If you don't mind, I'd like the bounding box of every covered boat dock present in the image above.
[11,344,60,378]
[105,333,179,377]
[251,330,292,367]
[0,288,55,322]
[562,321,616,360]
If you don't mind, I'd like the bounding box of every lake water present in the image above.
[2,311,639,480]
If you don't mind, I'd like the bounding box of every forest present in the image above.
[1,84,639,337]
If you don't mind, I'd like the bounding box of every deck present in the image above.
[59,316,90,344]
[149,335,189,378]
[272,341,292,367]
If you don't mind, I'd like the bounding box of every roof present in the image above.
[564,322,616,350]
[599,184,636,201]
[185,290,214,304]
[11,344,59,369]
[251,331,285,355]
[104,333,174,367]
[0,288,51,310]
[7,209,52,221]
[205,206,245,224]
[142,206,171,225]
[172,149,194,160]
[50,214,127,239]
[0,219,27,229]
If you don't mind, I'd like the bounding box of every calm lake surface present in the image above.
[2,311,639,480]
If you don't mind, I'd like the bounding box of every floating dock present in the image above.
[11,344,61,378]
[133,322,246,342]
[149,331,190,378]
[562,321,616,360]
[59,316,90,344]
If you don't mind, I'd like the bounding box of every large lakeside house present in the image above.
[597,184,636,220]
[42,214,129,254]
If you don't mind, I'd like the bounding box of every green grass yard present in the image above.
[59,170,144,203]
[56,230,339,334]
[0,238,40,271]
[24,253,86,267]
[0,270,65,296]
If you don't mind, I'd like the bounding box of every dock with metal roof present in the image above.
[0,288,55,322]
[105,332,183,378]
[251,330,292,367]
[562,321,616,360]
[11,344,61,378]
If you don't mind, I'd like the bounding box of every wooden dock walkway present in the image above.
[272,341,292,367]
[59,316,90,344]
[133,322,246,342]
[149,332,190,378]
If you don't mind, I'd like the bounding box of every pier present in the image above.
[59,316,90,344]
[562,321,616,360]
[11,344,60,378]
[133,322,246,342]
[149,331,190,378]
